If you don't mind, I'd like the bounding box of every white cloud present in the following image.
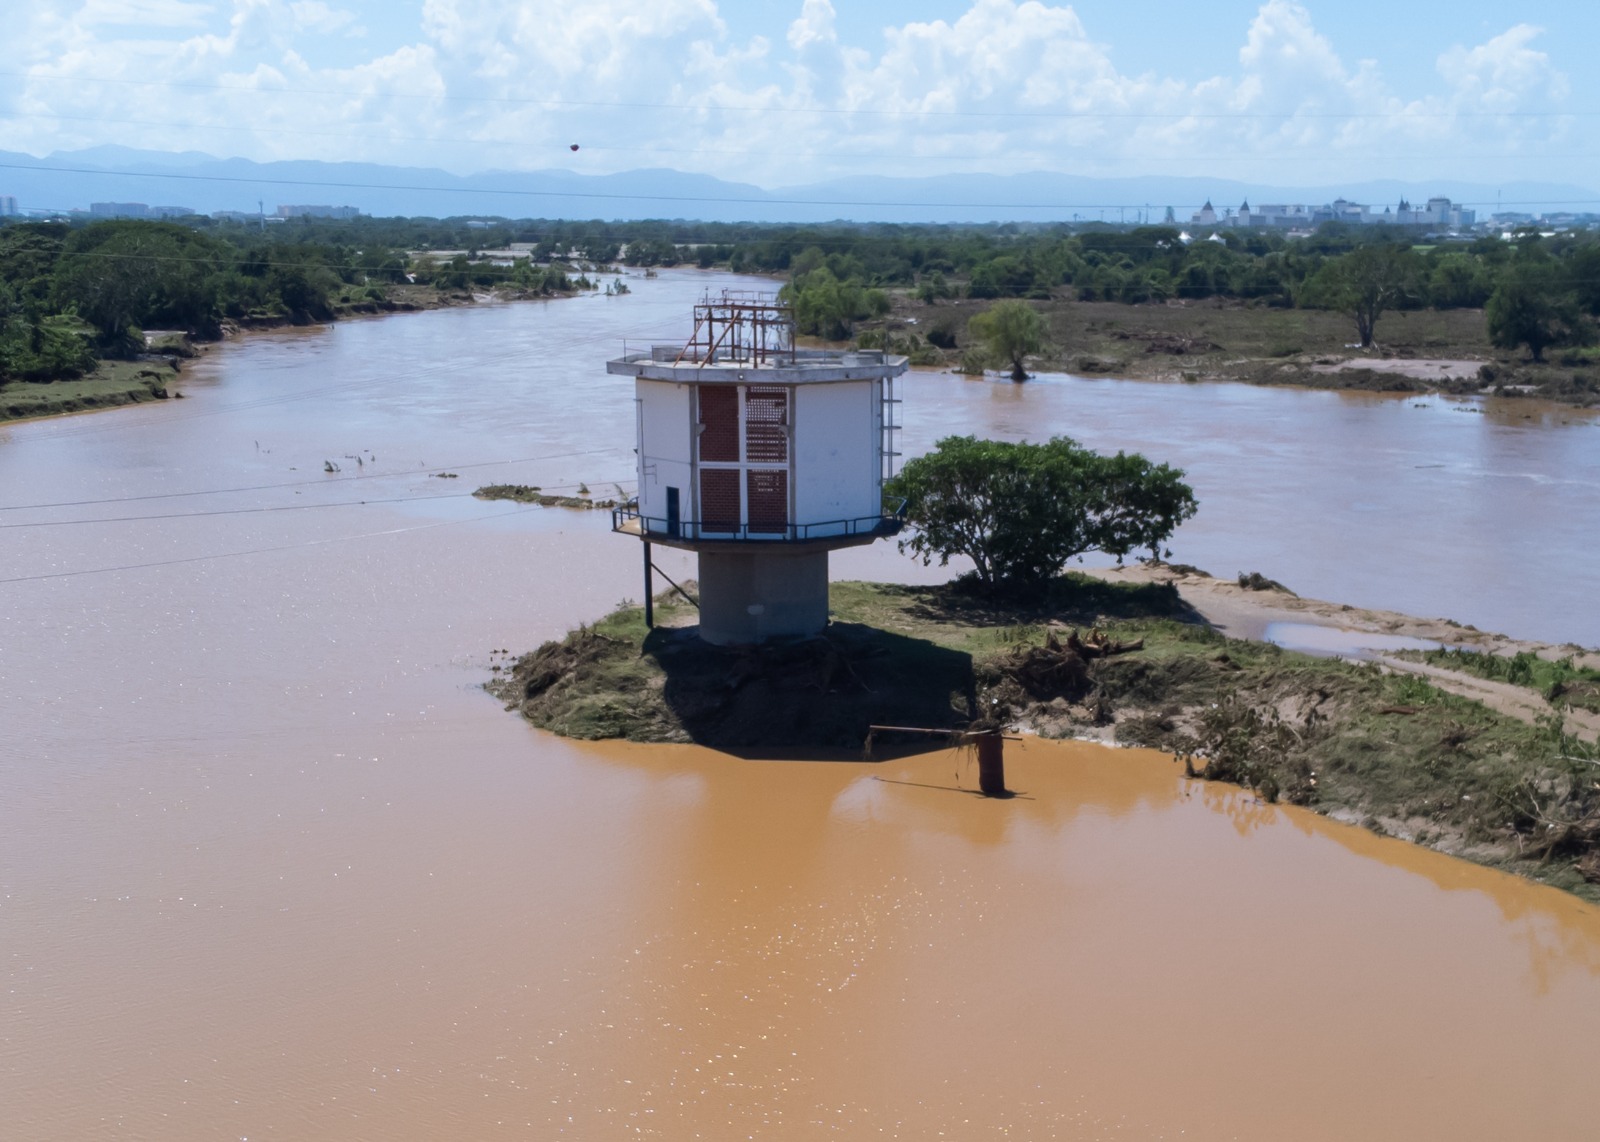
[0,0,1585,190]
[1438,24,1567,111]
[73,0,215,28]
[290,1,361,37]
[787,0,836,53]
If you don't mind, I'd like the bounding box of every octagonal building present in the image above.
[608,292,909,645]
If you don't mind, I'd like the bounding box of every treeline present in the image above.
[767,223,1600,358]
[12,211,1600,383]
[0,217,585,383]
[442,212,1600,355]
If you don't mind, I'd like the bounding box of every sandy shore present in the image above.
[1308,356,1486,381]
[1089,562,1600,740]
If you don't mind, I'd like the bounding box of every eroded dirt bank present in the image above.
[492,575,1600,901]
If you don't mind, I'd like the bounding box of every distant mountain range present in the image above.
[1,146,1594,224]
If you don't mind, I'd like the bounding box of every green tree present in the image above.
[968,299,1047,381]
[1304,244,1416,348]
[53,222,226,348]
[887,436,1198,591]
[780,267,884,340]
[1486,261,1587,362]
[1564,243,1600,316]
[1427,251,1492,309]
[914,271,953,305]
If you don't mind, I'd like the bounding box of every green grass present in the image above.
[0,359,178,422]
[1405,647,1600,714]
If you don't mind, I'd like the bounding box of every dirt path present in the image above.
[1308,357,1485,381]
[1089,563,1600,740]
[1369,655,1600,739]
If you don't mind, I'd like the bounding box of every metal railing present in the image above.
[613,346,895,368]
[613,497,907,544]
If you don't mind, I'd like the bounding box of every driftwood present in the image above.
[1005,629,1143,702]
[1062,628,1144,660]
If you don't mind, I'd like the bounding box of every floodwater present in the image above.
[904,367,1600,652]
[3,268,1599,1140]
[1262,621,1448,658]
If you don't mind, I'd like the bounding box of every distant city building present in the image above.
[1192,194,1474,230]
[90,202,151,218]
[276,204,360,219]
[0,195,17,216]
[87,202,194,220]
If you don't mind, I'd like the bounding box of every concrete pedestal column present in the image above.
[697,549,830,645]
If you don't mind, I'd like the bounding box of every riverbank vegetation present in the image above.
[1399,647,1600,716]
[0,215,595,416]
[489,577,1600,901]
[557,215,1600,404]
[11,211,1600,409]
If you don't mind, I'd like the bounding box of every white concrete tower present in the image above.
[608,292,909,645]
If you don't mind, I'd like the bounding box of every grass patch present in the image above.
[473,484,620,509]
[1,359,179,422]
[1403,647,1600,714]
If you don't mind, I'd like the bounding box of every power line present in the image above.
[0,489,473,528]
[0,160,1213,211]
[0,451,618,512]
[6,69,1596,121]
[9,312,692,442]
[0,478,636,529]
[6,161,1595,215]
[21,111,1599,164]
[11,161,1597,213]
[0,508,519,586]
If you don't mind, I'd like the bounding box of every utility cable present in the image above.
[6,70,1596,121]
[0,450,623,512]
[0,478,637,528]
[0,508,527,586]
[0,490,475,528]
[20,111,1594,164]
[10,311,692,442]
[8,161,1592,213]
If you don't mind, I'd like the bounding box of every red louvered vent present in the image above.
[746,470,788,534]
[699,468,740,533]
[698,386,739,462]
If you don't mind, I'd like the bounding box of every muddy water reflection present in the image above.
[2,270,1599,1140]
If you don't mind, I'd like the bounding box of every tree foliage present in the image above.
[1302,243,1417,348]
[887,435,1197,591]
[968,300,1047,380]
[779,265,889,340]
[1486,260,1591,362]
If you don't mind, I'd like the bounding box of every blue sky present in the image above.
[3,1,1595,190]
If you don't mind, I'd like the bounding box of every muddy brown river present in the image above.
[3,270,1599,1139]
